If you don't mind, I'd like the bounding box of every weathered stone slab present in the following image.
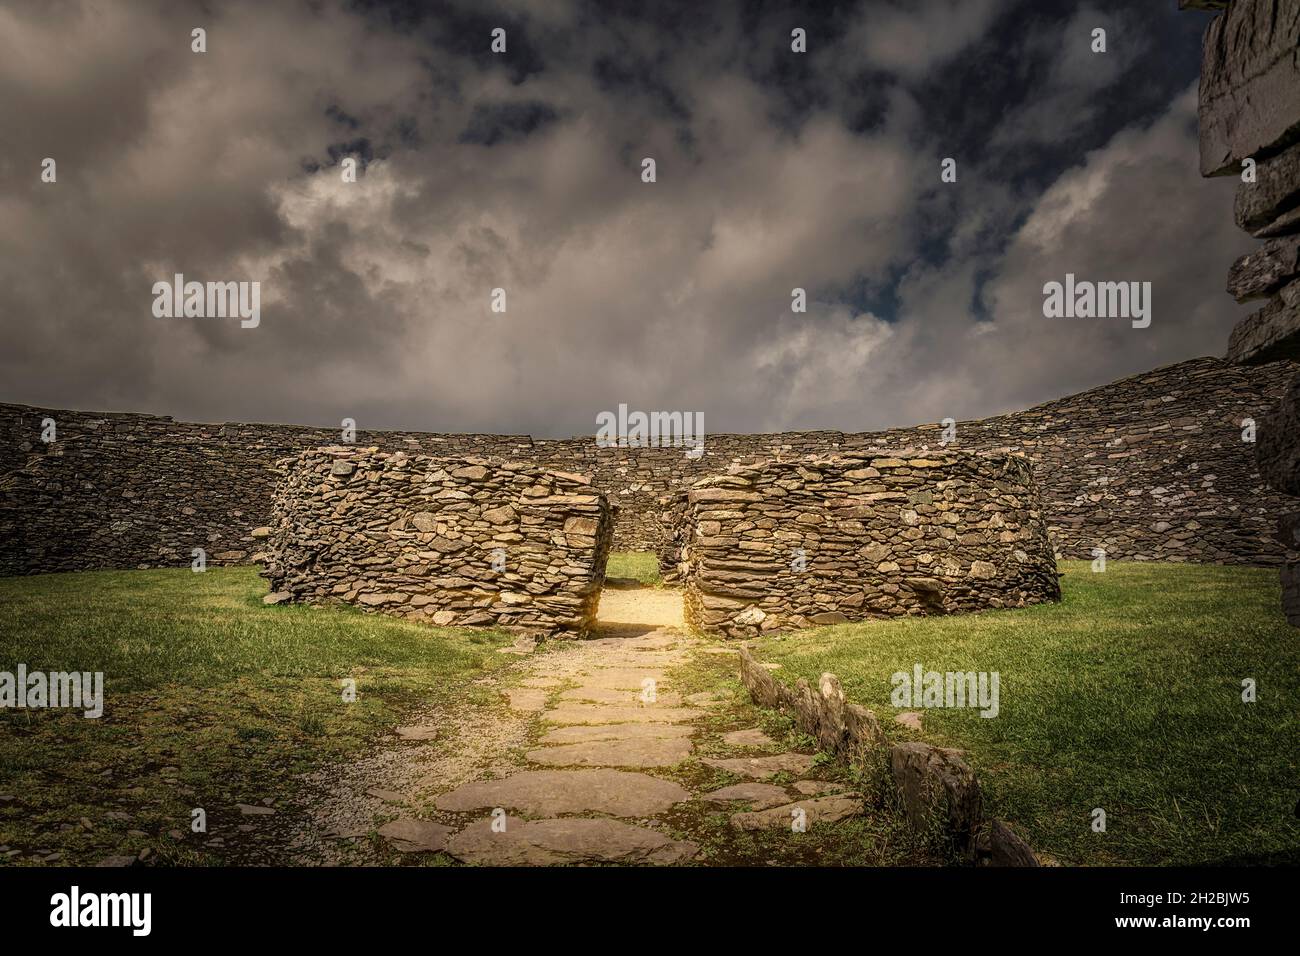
[542,705,699,726]
[703,753,815,780]
[433,769,689,817]
[986,818,1040,867]
[377,818,453,853]
[1227,280,1300,363]
[1228,236,1300,301]
[1281,511,1300,551]
[791,779,848,796]
[890,743,983,856]
[1257,375,1300,493]
[895,711,924,731]
[842,703,888,761]
[702,783,792,809]
[538,723,694,744]
[722,728,777,748]
[1236,141,1300,234]
[738,647,785,708]
[1198,0,1300,176]
[1283,560,1299,626]
[583,654,682,669]
[558,686,681,706]
[567,669,669,690]
[506,688,549,712]
[730,795,864,831]
[446,816,698,866]
[1258,374,1300,494]
[525,736,692,768]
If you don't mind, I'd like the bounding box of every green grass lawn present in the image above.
[752,561,1300,866]
[606,550,661,586]
[0,567,512,865]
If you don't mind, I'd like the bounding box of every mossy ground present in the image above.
[0,567,511,865]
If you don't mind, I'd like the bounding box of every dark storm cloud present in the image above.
[0,0,1250,436]
[458,100,560,145]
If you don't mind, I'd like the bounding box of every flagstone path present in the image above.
[289,586,882,866]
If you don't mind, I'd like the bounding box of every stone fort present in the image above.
[1,356,1295,592]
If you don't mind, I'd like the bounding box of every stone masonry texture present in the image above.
[1185,0,1300,625]
[0,356,1295,577]
[678,452,1060,637]
[260,447,613,638]
[1196,0,1300,178]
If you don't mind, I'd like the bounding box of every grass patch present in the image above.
[0,567,511,865]
[606,551,661,586]
[752,561,1300,866]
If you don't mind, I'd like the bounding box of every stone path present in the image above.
[361,587,867,866]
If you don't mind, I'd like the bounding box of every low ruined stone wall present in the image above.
[680,452,1060,638]
[738,647,1037,865]
[260,448,612,638]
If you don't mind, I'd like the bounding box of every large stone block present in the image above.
[1236,141,1300,236]
[1199,0,1300,177]
[1228,236,1300,301]
[890,742,983,856]
[985,818,1040,867]
[1227,280,1300,364]
[1257,375,1300,494]
[1281,511,1300,552]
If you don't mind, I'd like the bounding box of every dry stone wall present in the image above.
[0,406,532,575]
[1183,0,1300,624]
[260,448,612,638]
[0,356,1294,577]
[678,452,1060,638]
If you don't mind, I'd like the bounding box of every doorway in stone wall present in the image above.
[595,554,684,638]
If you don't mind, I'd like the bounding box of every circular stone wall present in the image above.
[260,447,613,638]
[679,452,1060,637]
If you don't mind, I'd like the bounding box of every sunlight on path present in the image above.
[595,587,685,638]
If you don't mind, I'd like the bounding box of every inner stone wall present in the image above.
[678,452,1061,638]
[0,356,1294,576]
[260,448,612,638]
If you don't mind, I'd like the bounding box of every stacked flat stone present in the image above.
[654,490,691,584]
[1185,0,1300,624]
[679,452,1060,638]
[0,356,1294,576]
[260,448,612,638]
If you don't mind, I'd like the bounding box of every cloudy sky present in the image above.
[0,0,1253,436]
